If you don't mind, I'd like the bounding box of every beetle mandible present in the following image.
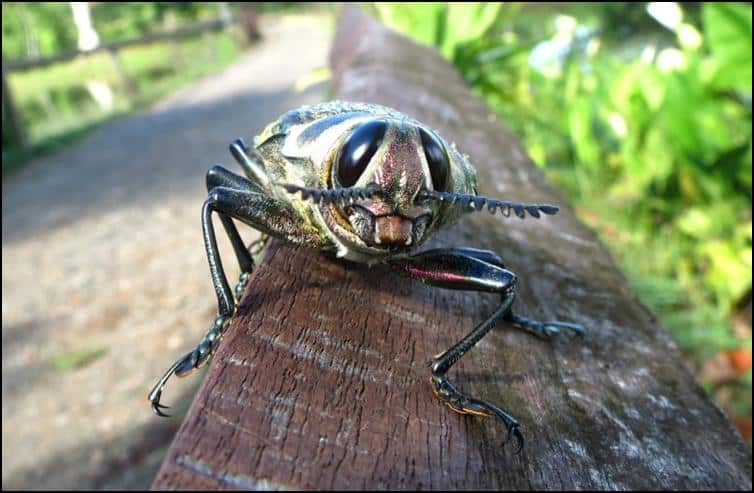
[148,101,585,452]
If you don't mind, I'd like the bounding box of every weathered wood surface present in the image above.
[152,7,752,490]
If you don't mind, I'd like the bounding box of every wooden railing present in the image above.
[2,7,260,149]
[150,6,753,490]
[4,19,233,72]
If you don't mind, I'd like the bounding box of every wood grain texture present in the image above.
[152,7,752,490]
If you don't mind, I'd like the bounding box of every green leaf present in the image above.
[703,3,752,92]
[677,207,715,238]
[702,239,753,307]
[374,2,446,48]
[569,97,600,167]
[442,3,503,58]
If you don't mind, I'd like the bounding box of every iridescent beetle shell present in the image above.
[252,101,478,263]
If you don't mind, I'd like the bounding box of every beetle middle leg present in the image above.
[445,247,585,339]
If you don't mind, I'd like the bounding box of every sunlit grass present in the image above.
[49,346,108,371]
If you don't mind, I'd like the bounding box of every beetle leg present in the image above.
[388,249,523,452]
[149,185,326,416]
[389,248,584,451]
[149,190,239,416]
[206,165,260,299]
[228,137,270,189]
[442,247,505,268]
[442,248,585,339]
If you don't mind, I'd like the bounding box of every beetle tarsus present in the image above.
[247,234,270,256]
[431,361,524,454]
[234,271,251,300]
[503,422,525,455]
[174,314,232,377]
[148,312,232,416]
[506,314,586,338]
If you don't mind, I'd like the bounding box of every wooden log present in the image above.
[152,6,752,490]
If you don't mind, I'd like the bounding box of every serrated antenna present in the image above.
[419,189,559,219]
[279,183,381,206]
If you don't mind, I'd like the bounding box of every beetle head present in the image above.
[322,118,456,252]
[279,107,559,260]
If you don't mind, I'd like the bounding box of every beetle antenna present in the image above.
[279,183,380,206]
[419,189,559,219]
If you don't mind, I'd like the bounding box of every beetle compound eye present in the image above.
[337,120,387,187]
[419,128,449,191]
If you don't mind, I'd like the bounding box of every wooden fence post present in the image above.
[107,48,140,97]
[2,62,28,148]
[150,6,752,490]
[237,3,262,44]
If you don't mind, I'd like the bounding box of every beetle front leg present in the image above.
[148,192,239,416]
[206,164,262,299]
[388,250,524,452]
[148,185,325,416]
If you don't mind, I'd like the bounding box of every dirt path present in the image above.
[2,15,331,490]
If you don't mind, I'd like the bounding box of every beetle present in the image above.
[148,101,584,452]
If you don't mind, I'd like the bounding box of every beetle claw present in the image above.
[152,402,171,418]
[503,422,524,455]
[149,388,172,418]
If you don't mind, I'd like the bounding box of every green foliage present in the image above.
[373,2,509,60]
[4,29,240,146]
[375,2,752,422]
[2,3,78,58]
[704,3,752,92]
[91,3,219,42]
[1,3,219,59]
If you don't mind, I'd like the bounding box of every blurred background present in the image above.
[2,2,751,489]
